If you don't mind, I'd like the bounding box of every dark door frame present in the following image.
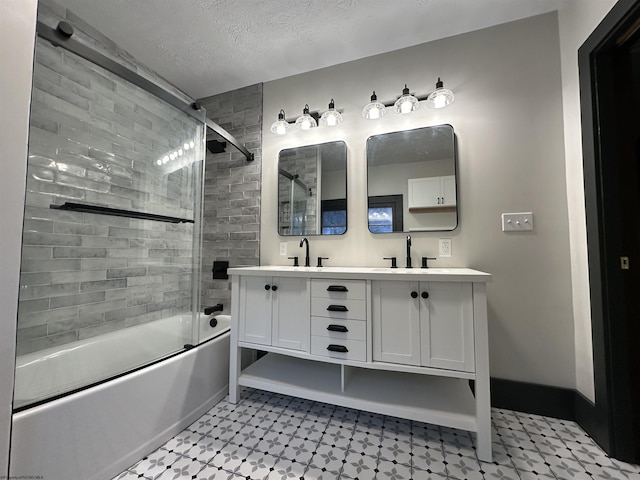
[579,0,640,462]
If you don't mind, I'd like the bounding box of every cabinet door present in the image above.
[408,177,441,209]
[238,275,272,345]
[441,175,457,207]
[272,276,310,351]
[372,280,421,365]
[420,282,474,372]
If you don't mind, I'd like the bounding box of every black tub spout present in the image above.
[204,304,223,315]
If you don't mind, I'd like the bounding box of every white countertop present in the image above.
[228,266,492,283]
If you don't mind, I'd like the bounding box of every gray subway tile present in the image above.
[50,291,106,309]
[18,298,50,315]
[53,247,107,258]
[22,232,82,247]
[20,282,80,301]
[106,267,147,278]
[80,279,127,292]
[79,299,127,316]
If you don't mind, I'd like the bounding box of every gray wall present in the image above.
[262,13,576,390]
[198,85,262,314]
[17,1,203,355]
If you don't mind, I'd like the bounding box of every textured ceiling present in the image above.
[52,0,567,99]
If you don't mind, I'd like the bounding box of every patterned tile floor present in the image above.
[114,388,640,480]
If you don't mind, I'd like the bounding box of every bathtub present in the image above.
[10,314,231,480]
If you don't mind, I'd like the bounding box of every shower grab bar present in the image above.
[36,21,254,163]
[50,202,194,224]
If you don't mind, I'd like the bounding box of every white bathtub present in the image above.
[10,314,231,480]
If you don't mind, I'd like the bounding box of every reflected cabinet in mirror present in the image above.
[366,124,457,233]
[278,140,347,236]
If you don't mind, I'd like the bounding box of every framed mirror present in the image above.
[278,140,347,236]
[366,124,457,233]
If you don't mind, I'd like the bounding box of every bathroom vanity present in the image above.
[228,266,493,461]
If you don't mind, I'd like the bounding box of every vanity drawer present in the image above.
[311,298,367,320]
[311,279,366,300]
[311,316,366,341]
[310,336,366,362]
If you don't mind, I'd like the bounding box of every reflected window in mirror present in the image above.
[278,141,347,236]
[366,124,457,233]
[368,195,404,233]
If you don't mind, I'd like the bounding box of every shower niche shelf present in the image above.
[50,202,194,224]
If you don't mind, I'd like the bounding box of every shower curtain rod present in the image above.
[36,20,254,163]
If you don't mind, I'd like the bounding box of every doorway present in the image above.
[580,0,640,464]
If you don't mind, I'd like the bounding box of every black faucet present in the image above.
[406,235,412,268]
[300,237,310,267]
[204,303,223,315]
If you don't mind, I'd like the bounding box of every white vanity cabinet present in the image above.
[237,274,310,351]
[229,266,492,461]
[372,281,474,372]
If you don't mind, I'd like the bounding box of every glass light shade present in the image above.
[320,99,343,127]
[295,104,317,130]
[393,84,419,114]
[270,109,290,135]
[362,91,386,120]
[426,78,455,109]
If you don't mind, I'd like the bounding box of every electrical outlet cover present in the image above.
[439,238,452,257]
[279,242,287,255]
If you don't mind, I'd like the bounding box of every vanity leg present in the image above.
[229,344,241,404]
[473,283,493,462]
[229,277,241,404]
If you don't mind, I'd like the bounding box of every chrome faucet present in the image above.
[406,235,412,268]
[300,237,310,267]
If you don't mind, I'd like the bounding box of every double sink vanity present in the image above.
[228,265,493,461]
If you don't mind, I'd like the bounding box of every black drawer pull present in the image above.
[327,285,348,292]
[327,324,348,333]
[327,344,348,353]
[327,305,348,312]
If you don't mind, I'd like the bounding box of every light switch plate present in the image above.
[502,212,534,231]
[279,242,287,255]
[439,238,452,257]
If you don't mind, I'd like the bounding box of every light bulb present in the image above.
[189,141,195,148]
[320,99,343,127]
[270,109,290,135]
[295,104,317,130]
[362,91,386,120]
[426,78,455,109]
[393,84,419,114]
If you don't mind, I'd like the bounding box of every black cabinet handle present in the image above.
[411,291,418,298]
[327,324,348,333]
[264,285,271,290]
[271,285,278,291]
[327,305,348,312]
[421,291,429,299]
[327,344,348,353]
[327,285,348,292]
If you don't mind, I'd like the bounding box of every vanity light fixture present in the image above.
[394,84,419,114]
[320,99,343,127]
[426,77,455,109]
[295,104,317,130]
[270,109,290,135]
[362,91,386,120]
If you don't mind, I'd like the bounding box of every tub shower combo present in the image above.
[10,6,251,479]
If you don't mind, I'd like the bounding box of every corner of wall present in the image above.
[0,0,38,473]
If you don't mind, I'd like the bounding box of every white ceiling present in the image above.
[52,0,567,100]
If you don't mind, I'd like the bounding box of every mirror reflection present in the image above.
[278,141,347,236]
[366,124,457,233]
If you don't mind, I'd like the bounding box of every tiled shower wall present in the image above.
[17,1,204,356]
[198,86,263,313]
